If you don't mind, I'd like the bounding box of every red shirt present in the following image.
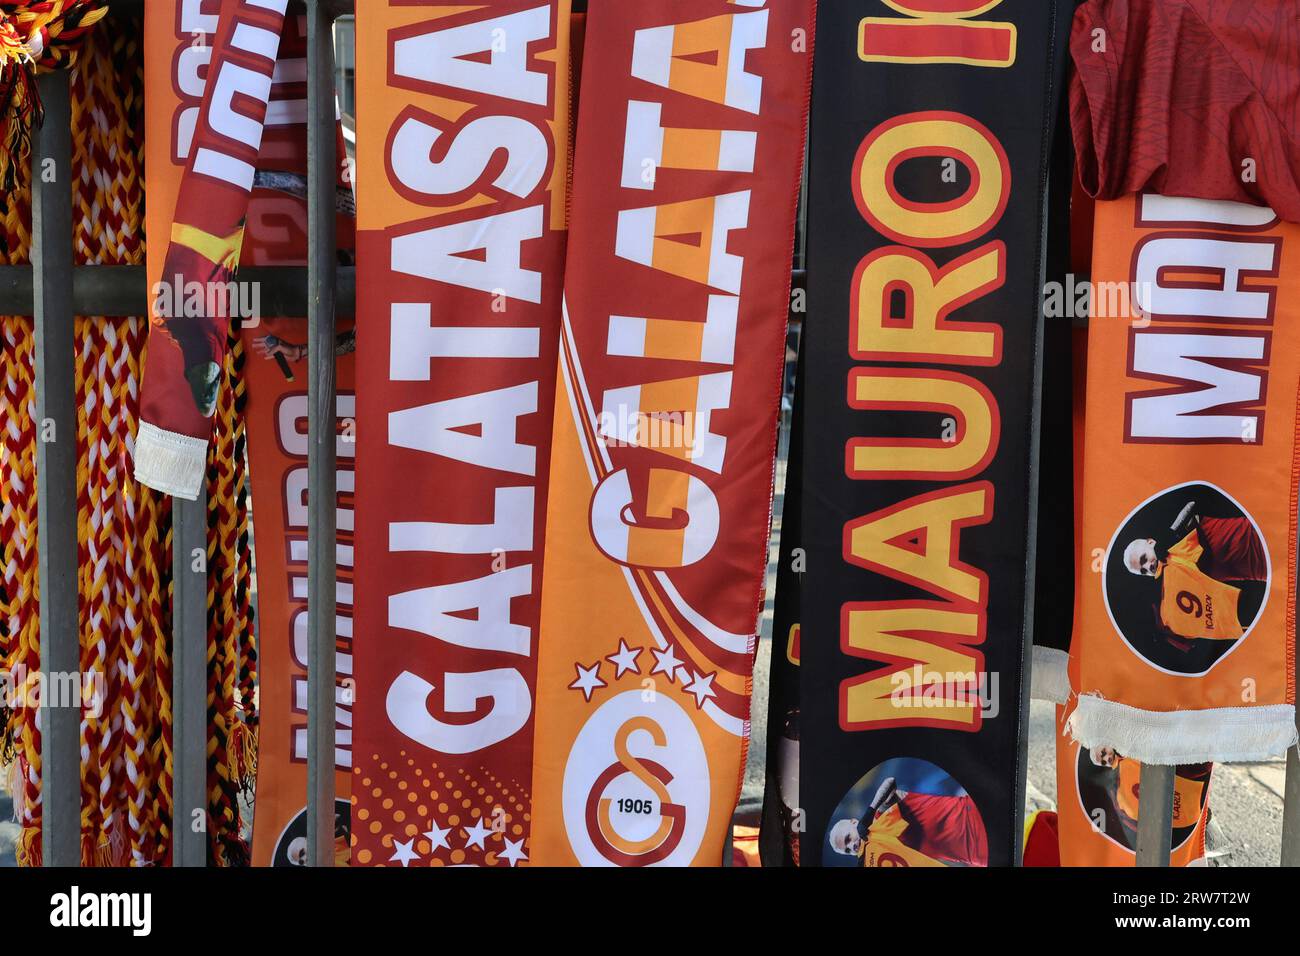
[1070,0,1300,222]
[896,792,988,867]
[1198,516,1267,583]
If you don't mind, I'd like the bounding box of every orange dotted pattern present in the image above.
[350,751,532,867]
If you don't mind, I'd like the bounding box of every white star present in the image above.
[569,661,606,701]
[684,670,718,709]
[463,817,493,850]
[389,838,420,867]
[651,645,684,683]
[498,836,528,867]
[423,820,451,852]
[606,639,643,678]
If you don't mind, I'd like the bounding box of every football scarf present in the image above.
[351,0,573,868]
[234,14,358,867]
[137,0,289,499]
[796,0,1070,867]
[1066,194,1300,763]
[525,0,813,867]
[1054,703,1210,866]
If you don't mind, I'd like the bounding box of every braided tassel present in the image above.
[0,1,109,189]
[0,202,42,866]
[204,334,250,865]
[0,5,261,866]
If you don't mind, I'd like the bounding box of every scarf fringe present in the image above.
[6,756,24,822]
[1030,646,1072,705]
[227,718,258,794]
[16,825,40,867]
[134,421,207,500]
[1067,693,1298,764]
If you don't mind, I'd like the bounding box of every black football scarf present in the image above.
[787,0,1072,867]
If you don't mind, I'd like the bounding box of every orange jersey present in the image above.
[1158,531,1243,641]
[860,806,944,868]
[1115,759,1204,829]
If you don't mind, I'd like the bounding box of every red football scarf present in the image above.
[234,12,359,867]
[526,0,814,867]
[351,0,573,868]
[137,0,289,499]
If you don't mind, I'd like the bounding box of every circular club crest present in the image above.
[1101,482,1269,676]
[562,690,710,866]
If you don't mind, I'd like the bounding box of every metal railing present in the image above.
[1,0,1295,870]
[0,0,351,868]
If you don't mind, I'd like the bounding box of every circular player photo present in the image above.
[1102,482,1268,675]
[822,757,987,868]
[272,798,352,867]
[1074,745,1209,852]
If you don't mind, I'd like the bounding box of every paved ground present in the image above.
[0,792,14,868]
[0,423,1287,867]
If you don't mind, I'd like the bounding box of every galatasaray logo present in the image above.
[563,691,709,866]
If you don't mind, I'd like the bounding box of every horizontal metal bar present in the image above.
[0,265,356,319]
[0,263,782,319]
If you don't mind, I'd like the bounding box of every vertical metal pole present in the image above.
[1134,764,1176,867]
[33,70,81,869]
[306,0,339,867]
[171,490,208,866]
[1282,560,1300,864]
[1284,745,1300,866]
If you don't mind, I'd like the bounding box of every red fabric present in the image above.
[1199,516,1268,582]
[897,793,989,867]
[1022,810,1060,867]
[1069,0,1300,222]
[157,246,231,370]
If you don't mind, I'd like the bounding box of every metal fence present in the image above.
[1,0,1296,870]
[0,0,349,868]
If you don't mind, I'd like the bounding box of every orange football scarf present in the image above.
[1067,193,1299,764]
[1054,703,1210,866]
[526,0,814,866]
[135,0,289,499]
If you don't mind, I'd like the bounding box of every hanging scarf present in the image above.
[526,0,814,867]
[783,0,1070,867]
[0,0,107,189]
[134,0,288,499]
[1066,0,1300,764]
[350,0,574,868]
